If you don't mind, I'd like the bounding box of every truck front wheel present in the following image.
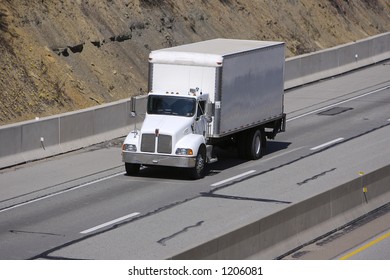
[125,163,140,175]
[190,147,206,179]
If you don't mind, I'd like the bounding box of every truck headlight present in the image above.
[122,144,137,152]
[175,148,193,155]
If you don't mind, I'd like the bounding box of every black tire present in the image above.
[125,163,140,175]
[189,146,206,179]
[246,129,266,160]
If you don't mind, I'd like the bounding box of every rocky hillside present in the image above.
[0,0,389,125]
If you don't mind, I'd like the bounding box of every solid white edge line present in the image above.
[80,212,140,234]
[211,170,256,187]
[310,137,344,151]
[287,86,390,122]
[0,171,126,214]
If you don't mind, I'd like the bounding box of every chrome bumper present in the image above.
[122,152,196,168]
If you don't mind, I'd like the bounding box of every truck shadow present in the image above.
[125,141,291,180]
[131,166,197,180]
[266,140,291,155]
[208,140,291,174]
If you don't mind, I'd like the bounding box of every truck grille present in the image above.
[141,134,155,152]
[141,133,172,154]
[157,134,172,154]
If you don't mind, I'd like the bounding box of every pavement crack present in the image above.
[157,221,204,246]
[10,230,65,237]
[297,168,336,186]
[201,192,291,204]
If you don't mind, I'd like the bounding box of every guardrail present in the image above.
[1,32,389,169]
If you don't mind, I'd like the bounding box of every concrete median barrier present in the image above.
[0,125,24,168]
[285,32,390,89]
[171,164,390,259]
[0,98,143,169]
[21,117,63,164]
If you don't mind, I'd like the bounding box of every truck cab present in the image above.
[122,89,210,179]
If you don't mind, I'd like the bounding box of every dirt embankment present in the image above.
[0,0,389,125]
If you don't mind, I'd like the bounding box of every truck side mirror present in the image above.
[130,96,136,118]
[205,102,213,123]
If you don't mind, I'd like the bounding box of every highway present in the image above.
[0,61,389,259]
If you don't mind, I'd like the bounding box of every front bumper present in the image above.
[122,152,196,168]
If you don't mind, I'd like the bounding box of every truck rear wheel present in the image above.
[246,128,266,160]
[125,163,140,175]
[190,147,206,179]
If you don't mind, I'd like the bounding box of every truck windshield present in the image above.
[147,95,196,117]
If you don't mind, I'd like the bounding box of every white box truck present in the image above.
[122,38,286,179]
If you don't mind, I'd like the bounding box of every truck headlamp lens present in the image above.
[122,144,137,152]
[175,148,193,155]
